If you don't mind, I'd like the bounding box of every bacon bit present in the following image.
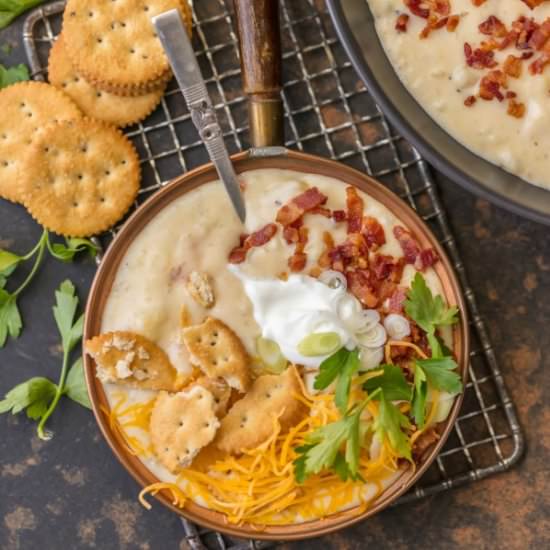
[513,16,539,50]
[479,70,507,101]
[464,42,497,69]
[371,255,397,281]
[288,226,309,273]
[413,427,440,460]
[346,186,364,233]
[507,99,526,118]
[446,15,460,32]
[387,287,407,313]
[479,16,508,38]
[464,95,477,107]
[417,248,438,271]
[228,247,248,264]
[503,54,523,78]
[471,0,487,6]
[346,270,378,308]
[282,218,303,244]
[395,13,410,33]
[505,91,517,99]
[318,231,334,268]
[228,223,278,264]
[393,226,438,271]
[529,52,550,74]
[362,216,386,250]
[528,17,550,50]
[404,0,429,18]
[309,206,332,218]
[288,253,307,272]
[275,187,328,227]
[522,0,548,11]
[332,209,346,222]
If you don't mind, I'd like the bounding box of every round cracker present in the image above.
[0,81,81,204]
[150,387,220,473]
[20,118,140,237]
[48,35,165,127]
[62,0,192,95]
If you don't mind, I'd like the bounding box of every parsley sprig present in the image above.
[405,273,462,427]
[0,230,98,347]
[294,390,379,483]
[294,273,464,481]
[0,280,91,439]
[313,347,360,413]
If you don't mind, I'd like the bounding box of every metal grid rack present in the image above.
[23,1,524,548]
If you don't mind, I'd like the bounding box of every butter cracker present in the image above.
[150,386,220,473]
[0,81,81,204]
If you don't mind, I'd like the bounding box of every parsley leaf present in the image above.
[64,358,92,409]
[375,391,412,461]
[0,288,21,346]
[36,279,86,439]
[53,280,84,353]
[48,237,99,263]
[405,273,458,335]
[0,1,44,31]
[0,249,23,273]
[293,400,368,483]
[314,347,361,414]
[0,377,56,420]
[363,364,412,402]
[416,357,463,396]
[0,62,29,87]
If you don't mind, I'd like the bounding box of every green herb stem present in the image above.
[13,231,48,297]
[36,346,70,440]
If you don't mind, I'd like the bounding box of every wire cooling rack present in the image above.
[23,1,524,548]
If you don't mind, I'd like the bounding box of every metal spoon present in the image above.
[153,9,247,223]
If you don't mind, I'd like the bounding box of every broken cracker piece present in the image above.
[150,386,220,473]
[190,376,231,417]
[182,317,250,392]
[215,365,306,454]
[186,271,215,308]
[85,331,184,391]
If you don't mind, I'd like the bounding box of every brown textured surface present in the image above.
[1,7,549,550]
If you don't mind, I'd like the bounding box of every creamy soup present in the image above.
[97,168,455,524]
[369,0,550,189]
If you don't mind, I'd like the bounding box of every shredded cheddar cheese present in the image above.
[107,337,445,527]
[129,390,399,525]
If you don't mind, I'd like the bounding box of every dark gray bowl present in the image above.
[327,0,550,225]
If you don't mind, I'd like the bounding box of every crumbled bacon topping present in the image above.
[393,226,438,271]
[228,185,439,311]
[275,187,328,227]
[396,13,410,33]
[228,223,278,264]
[346,186,364,234]
[362,216,386,250]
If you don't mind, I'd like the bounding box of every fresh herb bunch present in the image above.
[294,273,463,483]
[0,230,98,347]
[0,1,45,31]
[0,280,91,439]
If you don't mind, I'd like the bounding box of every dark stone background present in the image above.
[1,5,549,550]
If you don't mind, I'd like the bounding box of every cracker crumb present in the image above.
[186,271,215,308]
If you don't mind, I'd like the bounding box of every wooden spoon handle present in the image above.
[233,0,284,147]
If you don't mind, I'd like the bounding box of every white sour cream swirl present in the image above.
[231,268,386,368]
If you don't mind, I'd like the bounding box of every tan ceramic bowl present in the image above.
[84,149,470,540]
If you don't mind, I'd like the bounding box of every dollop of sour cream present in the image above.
[231,268,386,369]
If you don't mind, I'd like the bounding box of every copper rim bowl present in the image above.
[83,148,470,541]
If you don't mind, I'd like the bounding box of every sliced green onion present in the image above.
[297,332,342,357]
[256,337,288,373]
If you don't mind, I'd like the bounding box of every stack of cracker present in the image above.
[0,0,192,237]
